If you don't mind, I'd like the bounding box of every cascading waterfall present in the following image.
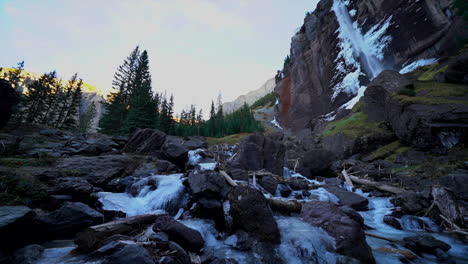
[98,174,186,216]
[330,0,392,111]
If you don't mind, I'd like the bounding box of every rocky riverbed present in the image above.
[0,126,467,264]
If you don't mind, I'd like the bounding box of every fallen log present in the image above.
[341,169,354,189]
[376,247,417,260]
[349,175,405,194]
[267,198,302,212]
[219,170,238,187]
[75,213,162,252]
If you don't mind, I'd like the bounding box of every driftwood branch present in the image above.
[341,169,354,189]
[219,171,238,187]
[75,213,162,252]
[348,175,405,194]
[267,198,302,212]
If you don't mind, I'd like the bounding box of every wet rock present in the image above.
[258,175,278,194]
[300,201,375,263]
[153,215,204,252]
[161,136,190,169]
[391,192,430,215]
[123,128,166,155]
[187,170,231,199]
[402,235,451,255]
[212,259,239,264]
[0,78,20,127]
[149,232,169,243]
[383,215,402,230]
[227,186,280,243]
[287,177,310,190]
[339,206,365,227]
[106,176,139,193]
[50,177,102,205]
[45,195,73,210]
[191,199,225,230]
[278,184,292,197]
[0,206,35,249]
[252,242,284,264]
[325,187,369,211]
[101,243,155,264]
[224,231,253,251]
[227,132,285,176]
[296,148,336,178]
[33,202,103,239]
[12,244,44,264]
[55,155,131,188]
[302,190,311,197]
[434,248,456,264]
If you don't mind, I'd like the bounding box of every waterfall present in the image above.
[332,0,384,78]
[331,0,392,109]
[98,174,186,216]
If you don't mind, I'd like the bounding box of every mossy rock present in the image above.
[392,81,468,105]
[323,112,388,139]
[364,141,411,162]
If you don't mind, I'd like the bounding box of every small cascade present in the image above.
[98,174,186,216]
[188,149,217,171]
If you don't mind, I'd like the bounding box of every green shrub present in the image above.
[0,172,48,206]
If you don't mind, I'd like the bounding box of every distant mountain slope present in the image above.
[0,68,106,132]
[223,77,276,114]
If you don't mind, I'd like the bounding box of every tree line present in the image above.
[1,62,95,132]
[100,46,264,137]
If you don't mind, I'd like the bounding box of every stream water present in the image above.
[34,150,467,263]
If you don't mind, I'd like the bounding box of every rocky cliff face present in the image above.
[275,0,465,131]
[223,78,275,114]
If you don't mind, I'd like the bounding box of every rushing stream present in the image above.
[34,147,468,263]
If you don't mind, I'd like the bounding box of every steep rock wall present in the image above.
[275,0,465,132]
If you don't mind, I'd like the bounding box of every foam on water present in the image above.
[98,174,185,216]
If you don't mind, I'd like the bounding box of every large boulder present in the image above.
[123,128,166,155]
[227,186,280,243]
[402,235,451,255]
[55,155,132,188]
[50,177,102,205]
[186,170,231,199]
[161,136,190,169]
[363,71,412,122]
[0,206,35,249]
[152,215,205,252]
[439,173,468,200]
[0,79,20,128]
[131,159,178,177]
[33,202,103,239]
[258,175,278,194]
[296,148,336,178]
[300,201,375,263]
[70,133,119,156]
[190,199,225,230]
[325,187,369,211]
[391,192,430,215]
[227,132,285,175]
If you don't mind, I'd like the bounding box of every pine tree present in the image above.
[24,72,57,123]
[100,46,141,134]
[60,78,82,130]
[7,61,25,91]
[123,50,155,134]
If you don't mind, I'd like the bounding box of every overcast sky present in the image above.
[0,0,318,114]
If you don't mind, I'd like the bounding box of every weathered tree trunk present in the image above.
[268,198,302,212]
[219,170,238,187]
[349,175,405,194]
[75,213,161,252]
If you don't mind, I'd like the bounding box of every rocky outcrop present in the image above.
[275,0,463,131]
[124,128,166,155]
[33,202,103,239]
[0,79,19,128]
[186,170,231,199]
[296,148,336,178]
[227,186,280,244]
[55,155,132,188]
[0,206,35,249]
[300,201,375,263]
[227,132,285,175]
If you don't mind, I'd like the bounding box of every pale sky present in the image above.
[0,0,318,114]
